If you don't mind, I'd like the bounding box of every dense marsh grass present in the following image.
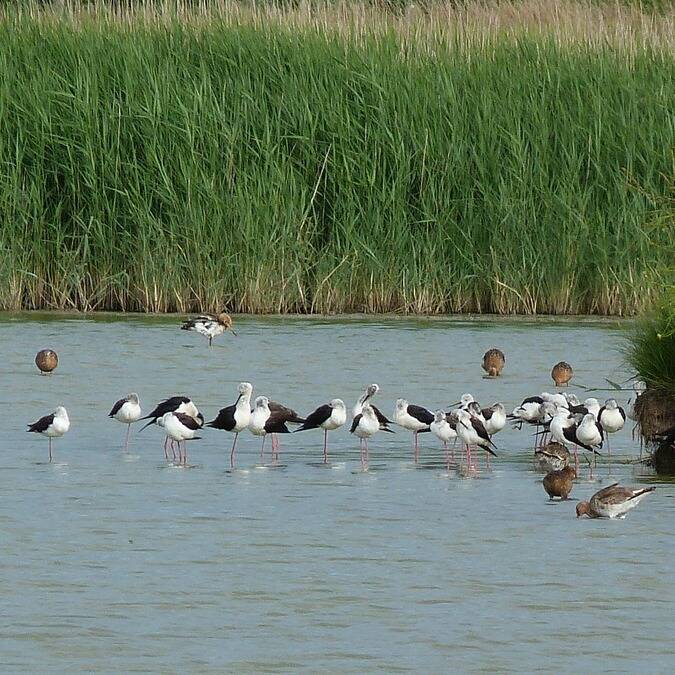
[0,1,672,314]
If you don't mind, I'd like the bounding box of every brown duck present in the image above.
[543,466,576,500]
[482,348,505,377]
[551,361,573,387]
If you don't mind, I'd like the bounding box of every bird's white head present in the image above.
[238,382,253,396]
[565,393,580,406]
[395,398,407,411]
[460,393,474,406]
[366,384,379,397]
[362,405,376,419]
[584,397,599,407]
[582,413,596,425]
[605,398,618,409]
[54,406,68,419]
[491,403,505,413]
[433,410,446,424]
[128,393,139,404]
[467,401,482,416]
[330,399,345,410]
[255,396,269,409]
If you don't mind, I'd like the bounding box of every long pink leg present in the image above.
[49,437,53,463]
[451,438,456,463]
[184,441,188,466]
[360,438,365,469]
[444,441,449,471]
[124,424,131,451]
[364,438,369,469]
[260,435,266,462]
[230,432,238,467]
[323,429,328,464]
[163,436,169,460]
[414,432,419,464]
[466,443,473,471]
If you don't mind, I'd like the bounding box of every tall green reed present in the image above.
[0,4,672,314]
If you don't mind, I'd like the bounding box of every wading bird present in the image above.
[249,396,304,462]
[109,393,142,451]
[162,411,202,466]
[353,384,392,430]
[393,398,434,463]
[294,399,347,463]
[576,484,655,519]
[551,361,574,387]
[350,405,392,468]
[27,406,70,462]
[482,348,505,377]
[206,382,253,466]
[598,398,626,456]
[181,312,236,347]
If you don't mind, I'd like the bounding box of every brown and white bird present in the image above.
[551,361,574,387]
[482,348,505,377]
[109,393,142,451]
[543,466,576,500]
[576,483,655,519]
[181,312,236,347]
[27,406,70,462]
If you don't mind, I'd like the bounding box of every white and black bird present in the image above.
[161,411,203,466]
[597,398,626,455]
[206,382,253,466]
[350,404,392,466]
[294,399,347,463]
[138,396,201,460]
[569,397,601,420]
[353,384,392,430]
[481,403,506,436]
[27,406,70,462]
[181,312,236,347]
[509,396,544,428]
[248,396,304,461]
[430,410,458,468]
[455,408,497,470]
[576,413,604,460]
[393,398,434,463]
[108,392,142,451]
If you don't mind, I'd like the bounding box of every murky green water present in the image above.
[1,314,673,672]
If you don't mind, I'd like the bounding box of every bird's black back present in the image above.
[296,404,332,432]
[207,405,236,431]
[108,398,127,417]
[27,413,54,433]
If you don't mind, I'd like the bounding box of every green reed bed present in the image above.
[0,2,672,314]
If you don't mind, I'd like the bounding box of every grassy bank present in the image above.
[0,1,672,314]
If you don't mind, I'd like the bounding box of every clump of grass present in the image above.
[0,1,672,314]
[626,288,675,392]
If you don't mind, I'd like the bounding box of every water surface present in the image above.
[1,315,672,672]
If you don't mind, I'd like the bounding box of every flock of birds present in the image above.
[26,312,655,519]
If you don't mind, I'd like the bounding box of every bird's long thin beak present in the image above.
[448,401,460,408]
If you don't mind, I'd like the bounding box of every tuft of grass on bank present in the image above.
[0,1,673,314]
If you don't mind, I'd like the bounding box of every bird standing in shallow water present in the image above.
[597,398,626,456]
[350,405,391,468]
[551,361,574,387]
[576,484,655,518]
[294,399,347,463]
[482,348,505,377]
[249,396,304,462]
[543,466,576,500]
[206,382,253,467]
[181,312,236,347]
[393,398,434,464]
[27,406,70,462]
[161,411,202,466]
[430,410,458,469]
[353,384,392,430]
[109,393,142,451]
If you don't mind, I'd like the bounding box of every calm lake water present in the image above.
[1,314,673,672]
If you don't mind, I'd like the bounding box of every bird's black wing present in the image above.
[349,414,362,434]
[174,412,202,430]
[481,407,494,421]
[28,413,54,433]
[142,395,191,420]
[471,417,497,451]
[295,404,332,432]
[371,405,392,426]
[206,404,236,431]
[269,401,305,424]
[407,404,434,426]
[109,398,127,418]
[522,396,544,405]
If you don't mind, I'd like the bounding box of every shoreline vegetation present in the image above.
[0,1,672,315]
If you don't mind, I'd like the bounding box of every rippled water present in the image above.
[1,314,673,672]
